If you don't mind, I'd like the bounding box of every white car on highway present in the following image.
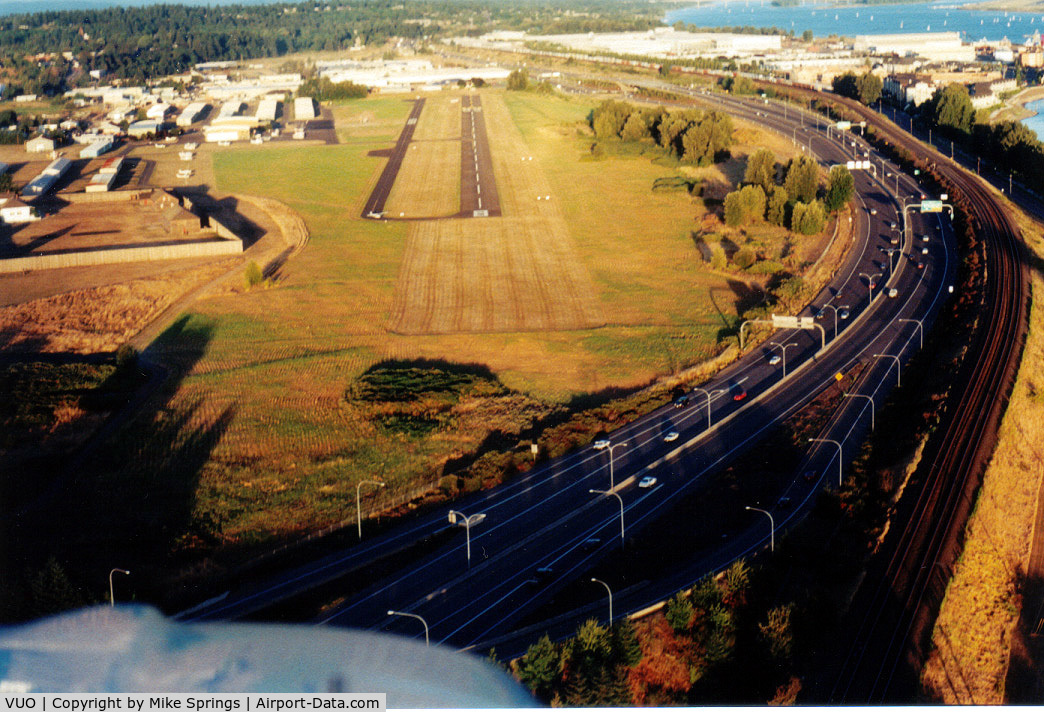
[638,476,658,488]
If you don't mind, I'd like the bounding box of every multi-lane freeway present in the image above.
[179,83,980,677]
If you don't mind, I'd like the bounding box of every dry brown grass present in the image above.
[920,203,1044,703]
[388,92,605,334]
[0,261,234,353]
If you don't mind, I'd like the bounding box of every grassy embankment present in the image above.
[920,201,1044,703]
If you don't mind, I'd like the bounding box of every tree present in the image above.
[759,605,794,662]
[591,99,631,140]
[0,171,13,193]
[680,112,733,165]
[784,155,819,203]
[801,29,814,42]
[620,111,651,142]
[856,71,883,105]
[791,199,827,235]
[766,186,788,226]
[723,185,766,227]
[926,83,975,135]
[517,634,560,700]
[612,619,642,667]
[831,71,858,100]
[743,148,776,193]
[507,68,529,91]
[666,591,695,632]
[824,164,855,212]
[721,74,756,95]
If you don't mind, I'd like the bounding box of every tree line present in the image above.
[513,562,798,705]
[832,69,1044,197]
[590,99,734,166]
[0,0,663,94]
[722,149,852,235]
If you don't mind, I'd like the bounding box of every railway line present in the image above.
[785,90,1030,702]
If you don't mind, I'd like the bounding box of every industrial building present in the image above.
[86,172,116,193]
[127,120,165,138]
[256,98,281,122]
[25,136,55,153]
[294,96,316,120]
[21,157,71,199]
[854,32,975,63]
[80,138,114,159]
[318,59,510,92]
[99,156,124,175]
[146,103,174,120]
[203,116,261,143]
[177,102,209,126]
[453,28,783,61]
[218,101,246,118]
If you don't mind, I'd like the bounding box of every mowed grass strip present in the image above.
[385,93,462,218]
[410,92,462,143]
[383,139,461,218]
[388,91,604,335]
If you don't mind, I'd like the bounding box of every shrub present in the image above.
[733,247,757,269]
[244,260,264,288]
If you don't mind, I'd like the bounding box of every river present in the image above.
[665,0,1044,43]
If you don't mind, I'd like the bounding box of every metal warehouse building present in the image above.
[80,138,114,159]
[255,98,281,122]
[294,97,316,120]
[177,102,209,127]
[21,157,71,198]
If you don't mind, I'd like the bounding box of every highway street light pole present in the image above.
[745,506,774,552]
[819,304,845,341]
[593,441,628,490]
[769,341,799,378]
[387,610,429,646]
[874,352,902,387]
[591,577,613,623]
[356,479,386,540]
[692,387,724,429]
[843,392,875,431]
[109,568,130,607]
[448,510,487,567]
[884,247,899,275]
[590,489,625,542]
[899,318,923,348]
[808,437,844,486]
[860,272,883,301]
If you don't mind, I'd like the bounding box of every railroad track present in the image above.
[784,90,1029,702]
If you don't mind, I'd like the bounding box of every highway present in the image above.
[179,85,962,663]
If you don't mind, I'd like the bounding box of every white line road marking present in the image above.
[478,197,483,208]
